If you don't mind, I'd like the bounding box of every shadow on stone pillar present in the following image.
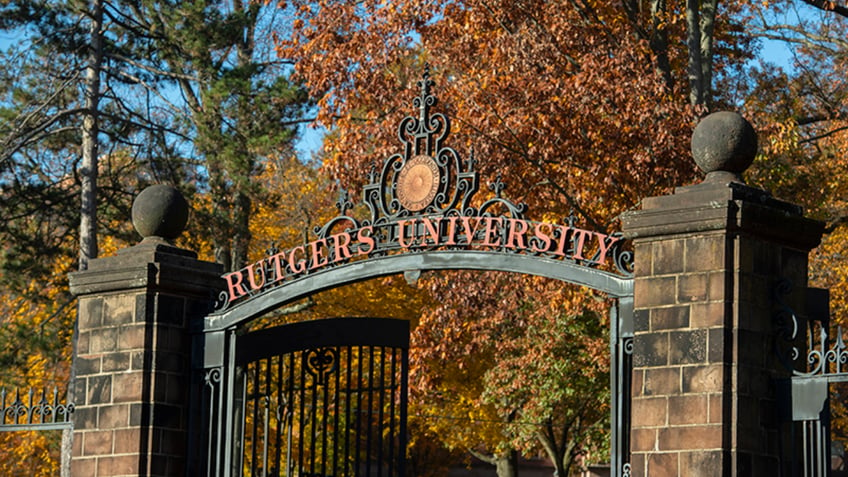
[69,185,222,477]
[622,112,824,476]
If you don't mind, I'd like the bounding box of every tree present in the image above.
[411,272,611,476]
[740,1,848,462]
[276,0,753,471]
[0,0,312,472]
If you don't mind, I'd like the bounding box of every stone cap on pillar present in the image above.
[70,185,223,297]
[621,111,824,251]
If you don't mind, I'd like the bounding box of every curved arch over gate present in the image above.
[205,250,632,331]
[197,68,635,477]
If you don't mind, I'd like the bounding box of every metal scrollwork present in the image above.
[623,336,634,356]
[0,387,74,428]
[305,348,338,387]
[361,65,481,224]
[204,367,222,389]
[211,67,635,313]
[610,233,635,277]
[773,279,801,372]
[773,279,848,378]
[794,324,847,378]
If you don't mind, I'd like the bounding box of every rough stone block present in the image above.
[651,306,690,330]
[73,406,97,430]
[631,396,667,427]
[669,329,707,365]
[653,239,685,275]
[634,276,677,308]
[685,235,726,272]
[99,404,130,429]
[629,453,646,477]
[689,302,727,328]
[79,297,104,329]
[630,428,658,452]
[708,272,728,301]
[678,273,708,303]
[97,454,139,476]
[83,429,113,456]
[71,457,96,477]
[77,331,91,355]
[112,372,144,403]
[707,328,729,363]
[113,428,142,454]
[659,425,722,451]
[643,367,680,396]
[87,375,113,405]
[90,327,118,353]
[680,450,724,477]
[634,309,649,332]
[120,324,149,350]
[101,352,131,373]
[668,394,708,425]
[682,364,725,394]
[76,356,101,376]
[103,294,136,325]
[646,452,679,477]
[633,332,668,367]
[709,394,724,424]
[633,243,653,277]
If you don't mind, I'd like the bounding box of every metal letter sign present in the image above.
[209,68,633,326]
[198,67,634,477]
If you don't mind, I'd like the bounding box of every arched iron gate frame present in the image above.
[191,68,635,477]
[233,317,410,477]
[194,253,634,477]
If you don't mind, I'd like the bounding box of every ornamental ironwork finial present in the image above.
[212,66,634,314]
[415,64,436,130]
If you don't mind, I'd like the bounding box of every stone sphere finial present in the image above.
[691,111,757,183]
[131,185,189,241]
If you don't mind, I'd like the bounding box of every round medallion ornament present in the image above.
[396,155,440,212]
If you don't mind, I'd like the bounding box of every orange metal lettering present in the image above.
[356,227,375,255]
[309,238,329,270]
[224,270,247,301]
[531,222,553,253]
[481,217,504,247]
[506,219,528,250]
[289,246,307,274]
[332,232,353,263]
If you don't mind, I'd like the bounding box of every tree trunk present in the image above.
[79,0,103,271]
[685,0,704,109]
[649,0,673,89]
[699,0,718,107]
[495,450,519,477]
[469,448,519,477]
[686,0,718,113]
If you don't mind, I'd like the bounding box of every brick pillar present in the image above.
[621,113,823,476]
[69,186,222,477]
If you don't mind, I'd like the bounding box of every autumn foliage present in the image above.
[275,0,716,470]
[3,0,848,474]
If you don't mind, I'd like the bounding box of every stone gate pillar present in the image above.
[621,113,824,476]
[68,185,222,477]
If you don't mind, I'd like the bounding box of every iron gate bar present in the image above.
[229,318,410,477]
[207,250,633,332]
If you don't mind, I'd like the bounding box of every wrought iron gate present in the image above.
[206,317,409,477]
[776,286,848,477]
[197,68,635,477]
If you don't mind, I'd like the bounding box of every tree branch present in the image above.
[801,0,848,18]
